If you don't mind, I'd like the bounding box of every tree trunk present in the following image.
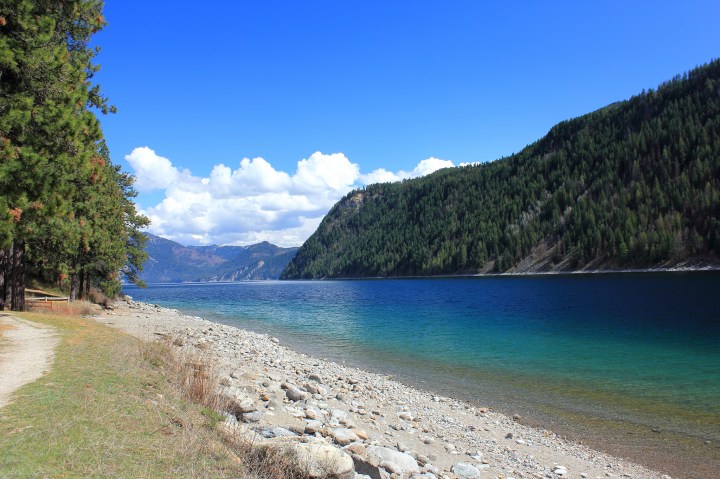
[10,240,25,311]
[78,270,85,300]
[0,247,7,311]
[70,273,78,302]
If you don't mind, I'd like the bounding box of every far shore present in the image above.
[96,299,682,479]
[125,263,720,286]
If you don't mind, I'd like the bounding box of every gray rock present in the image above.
[240,411,263,423]
[553,466,568,476]
[425,464,440,475]
[267,398,285,411]
[352,455,382,479]
[224,390,257,415]
[304,419,324,434]
[305,382,327,395]
[308,373,322,382]
[451,462,481,479]
[331,409,349,421]
[257,426,298,438]
[366,445,420,475]
[292,443,354,479]
[286,386,309,402]
[221,412,238,427]
[379,460,403,475]
[331,427,360,445]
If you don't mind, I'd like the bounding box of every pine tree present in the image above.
[0,1,146,310]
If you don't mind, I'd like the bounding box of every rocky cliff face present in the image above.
[140,234,297,283]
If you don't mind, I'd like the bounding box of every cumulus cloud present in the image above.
[127,147,456,247]
[359,157,453,184]
[410,157,454,177]
[125,147,182,192]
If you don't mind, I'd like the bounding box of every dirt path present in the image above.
[0,314,59,409]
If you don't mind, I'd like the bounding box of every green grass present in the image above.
[0,313,241,478]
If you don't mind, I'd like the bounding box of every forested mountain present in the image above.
[282,60,720,279]
[140,234,297,283]
[1,1,147,309]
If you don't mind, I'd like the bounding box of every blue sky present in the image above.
[94,1,720,246]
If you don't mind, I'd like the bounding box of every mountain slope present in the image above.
[140,234,297,282]
[282,60,720,279]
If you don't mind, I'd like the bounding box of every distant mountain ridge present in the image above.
[282,59,720,279]
[140,234,297,283]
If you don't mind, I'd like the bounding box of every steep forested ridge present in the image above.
[282,60,720,279]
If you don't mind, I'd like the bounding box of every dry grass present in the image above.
[0,313,239,477]
[0,311,341,479]
[232,441,314,479]
[141,338,349,479]
[138,339,227,413]
[26,300,98,316]
[88,288,111,308]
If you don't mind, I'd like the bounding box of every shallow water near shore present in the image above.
[123,272,720,477]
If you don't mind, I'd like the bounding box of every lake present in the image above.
[123,272,720,476]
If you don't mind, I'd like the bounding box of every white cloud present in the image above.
[360,156,454,184]
[360,168,404,184]
[293,151,360,193]
[409,157,454,177]
[125,147,181,192]
[129,149,456,247]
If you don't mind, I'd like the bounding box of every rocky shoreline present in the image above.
[96,299,672,479]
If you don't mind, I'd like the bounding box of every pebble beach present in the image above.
[96,299,672,479]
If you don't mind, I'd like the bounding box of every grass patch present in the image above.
[0,312,341,479]
[0,313,240,478]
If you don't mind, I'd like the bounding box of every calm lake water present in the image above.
[123,273,720,476]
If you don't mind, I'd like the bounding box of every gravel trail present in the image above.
[0,314,59,409]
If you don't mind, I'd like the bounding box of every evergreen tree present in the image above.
[0,1,147,310]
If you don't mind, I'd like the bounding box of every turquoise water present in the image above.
[123,273,720,466]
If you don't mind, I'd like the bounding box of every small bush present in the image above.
[88,288,111,308]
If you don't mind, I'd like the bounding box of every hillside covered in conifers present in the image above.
[282,59,720,279]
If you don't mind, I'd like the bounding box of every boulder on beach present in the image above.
[222,389,257,415]
[365,445,420,475]
[451,462,481,479]
[330,427,360,445]
[286,385,309,402]
[292,442,355,479]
